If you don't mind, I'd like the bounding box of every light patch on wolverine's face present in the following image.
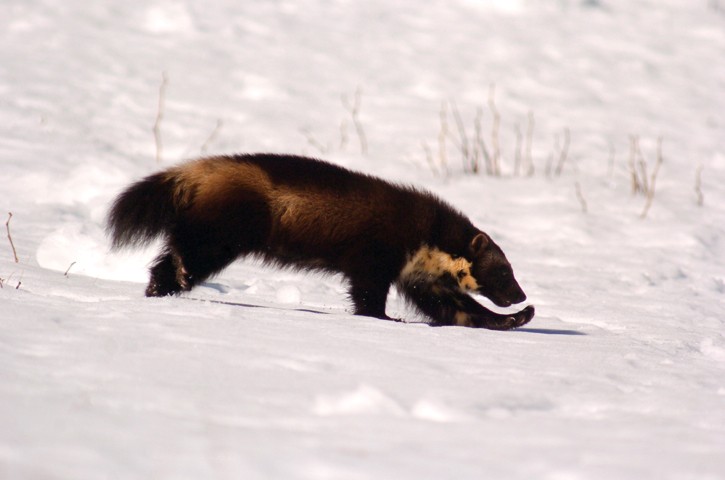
[399,245,479,292]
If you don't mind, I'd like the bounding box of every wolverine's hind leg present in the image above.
[146,248,189,297]
[145,240,239,297]
[172,236,239,290]
[144,189,270,297]
[162,200,271,293]
[145,220,245,297]
[146,238,241,297]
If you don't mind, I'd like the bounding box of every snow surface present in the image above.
[2,0,725,479]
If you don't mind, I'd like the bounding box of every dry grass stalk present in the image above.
[575,181,588,214]
[554,127,571,176]
[6,212,19,263]
[524,111,535,176]
[153,72,168,163]
[474,107,491,175]
[637,144,649,193]
[545,135,557,177]
[64,261,77,277]
[629,135,644,194]
[450,101,473,173]
[695,165,704,206]
[514,123,523,176]
[640,137,664,219]
[488,84,501,176]
[1,272,22,289]
[342,88,368,156]
[300,128,329,154]
[200,119,223,153]
[339,119,349,150]
[422,141,441,176]
[438,102,449,173]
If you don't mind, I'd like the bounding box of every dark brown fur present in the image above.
[107,154,533,329]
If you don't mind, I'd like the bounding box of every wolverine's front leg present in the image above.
[347,255,402,321]
[349,280,393,320]
[452,294,535,330]
[400,280,533,330]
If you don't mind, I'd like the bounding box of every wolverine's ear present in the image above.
[470,232,490,254]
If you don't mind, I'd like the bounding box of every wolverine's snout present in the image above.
[485,286,526,308]
[512,289,527,304]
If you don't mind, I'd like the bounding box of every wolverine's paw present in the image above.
[145,280,182,297]
[472,304,535,331]
[497,305,534,330]
[510,305,535,329]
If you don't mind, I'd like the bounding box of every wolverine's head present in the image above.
[467,232,527,307]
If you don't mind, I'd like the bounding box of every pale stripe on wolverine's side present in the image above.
[107,154,534,330]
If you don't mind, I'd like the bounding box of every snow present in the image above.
[1,0,724,479]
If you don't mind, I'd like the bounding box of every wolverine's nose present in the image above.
[513,290,527,304]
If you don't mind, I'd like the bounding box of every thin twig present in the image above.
[640,137,664,219]
[636,140,649,193]
[342,88,368,156]
[299,128,329,154]
[64,261,77,278]
[554,127,571,176]
[6,212,19,263]
[443,104,462,153]
[545,135,557,177]
[629,135,643,194]
[200,119,223,154]
[525,111,535,176]
[695,164,704,206]
[488,84,501,176]
[153,72,168,163]
[6,271,22,290]
[438,101,449,173]
[514,123,523,176]
[422,141,439,176]
[575,181,588,214]
[450,100,471,173]
[474,107,491,175]
[339,119,349,150]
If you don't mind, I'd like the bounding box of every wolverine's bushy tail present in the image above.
[106,171,183,250]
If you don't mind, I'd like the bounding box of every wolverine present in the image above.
[107,154,534,330]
